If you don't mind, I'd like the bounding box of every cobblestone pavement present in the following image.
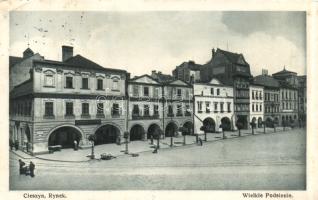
[9,128,305,190]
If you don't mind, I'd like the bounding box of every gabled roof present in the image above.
[64,54,106,70]
[217,48,248,65]
[272,67,297,76]
[254,74,280,88]
[129,74,160,84]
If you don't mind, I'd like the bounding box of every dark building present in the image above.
[172,60,203,84]
[150,70,175,83]
[201,48,253,129]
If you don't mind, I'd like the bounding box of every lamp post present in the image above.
[124,131,129,154]
[88,134,96,159]
[263,121,266,133]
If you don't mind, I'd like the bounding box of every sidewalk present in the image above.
[30,126,298,162]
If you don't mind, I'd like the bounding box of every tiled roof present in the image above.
[64,55,106,70]
[272,68,297,76]
[9,56,23,68]
[253,75,280,88]
[217,48,242,64]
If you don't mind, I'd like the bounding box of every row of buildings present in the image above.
[9,46,306,154]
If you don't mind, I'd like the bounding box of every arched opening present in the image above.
[274,117,279,126]
[147,124,160,140]
[95,124,120,145]
[202,117,216,133]
[258,117,263,128]
[221,117,231,131]
[165,122,178,137]
[266,117,273,128]
[183,121,193,135]
[130,124,145,141]
[48,126,82,149]
[237,115,248,129]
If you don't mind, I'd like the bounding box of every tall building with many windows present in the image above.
[172,60,202,84]
[201,48,253,129]
[9,46,128,154]
[193,78,235,134]
[254,72,280,126]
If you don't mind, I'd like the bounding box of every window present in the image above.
[252,91,255,100]
[220,102,224,113]
[256,104,258,112]
[65,76,73,88]
[260,104,262,112]
[214,102,218,112]
[97,79,103,90]
[168,105,174,116]
[210,88,214,95]
[185,89,190,99]
[197,101,202,112]
[45,74,54,87]
[97,103,104,114]
[260,92,262,100]
[205,102,210,113]
[154,105,159,116]
[255,92,258,100]
[133,85,139,97]
[143,87,149,96]
[227,102,231,112]
[185,104,191,116]
[81,103,89,116]
[154,87,159,98]
[65,102,74,116]
[82,78,89,89]
[44,102,54,117]
[132,105,139,116]
[177,104,182,116]
[112,103,120,116]
[217,88,220,95]
[144,105,150,116]
[177,89,182,97]
[112,79,119,90]
[252,104,254,112]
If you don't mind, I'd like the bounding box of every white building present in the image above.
[193,78,235,135]
[249,84,264,127]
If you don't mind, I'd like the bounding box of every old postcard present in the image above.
[0,0,317,200]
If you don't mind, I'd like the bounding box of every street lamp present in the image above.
[123,131,129,154]
[88,134,96,159]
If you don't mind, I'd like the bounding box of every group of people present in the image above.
[18,159,35,178]
[9,139,19,151]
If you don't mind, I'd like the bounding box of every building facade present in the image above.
[161,80,194,137]
[10,46,128,154]
[254,72,280,126]
[249,84,264,127]
[172,60,202,84]
[297,75,306,125]
[279,83,299,125]
[127,75,163,140]
[201,48,252,129]
[193,78,235,134]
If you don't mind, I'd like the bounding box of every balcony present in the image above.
[176,112,183,117]
[185,111,192,116]
[111,113,120,118]
[132,114,159,120]
[167,113,174,117]
[43,115,55,119]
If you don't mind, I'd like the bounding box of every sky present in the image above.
[9,11,306,76]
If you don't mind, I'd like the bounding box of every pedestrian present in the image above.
[73,140,78,151]
[19,159,25,175]
[198,137,203,146]
[29,161,35,178]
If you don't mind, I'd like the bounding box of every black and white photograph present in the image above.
[1,0,318,199]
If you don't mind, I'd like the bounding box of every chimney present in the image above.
[62,45,73,62]
[151,70,156,77]
[158,71,162,75]
[262,69,268,76]
[212,48,215,58]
